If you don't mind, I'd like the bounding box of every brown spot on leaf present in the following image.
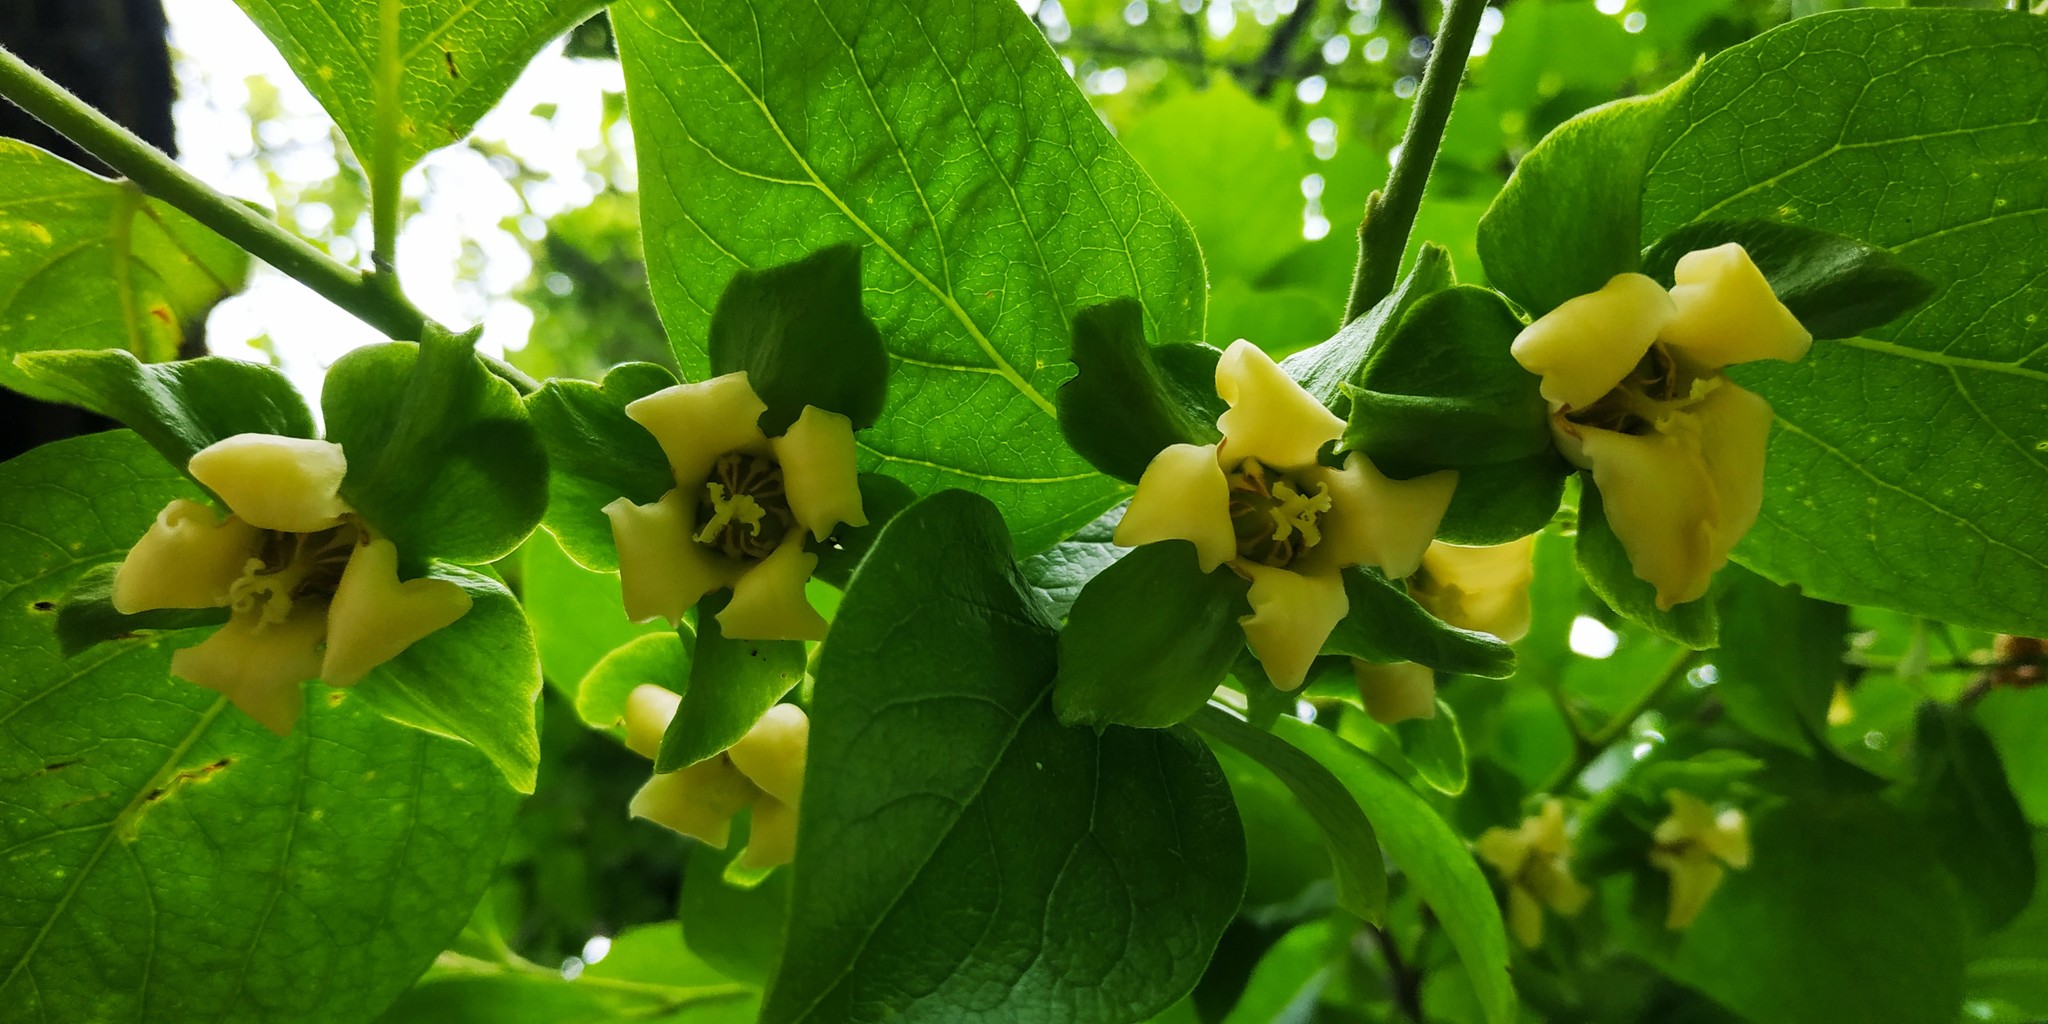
[444,50,460,78]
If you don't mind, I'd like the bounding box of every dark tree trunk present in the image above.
[0,0,178,460]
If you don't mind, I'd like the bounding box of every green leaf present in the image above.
[1274,718,1516,1024]
[520,529,663,699]
[15,349,315,474]
[1057,299,1225,484]
[1323,568,1517,678]
[380,922,756,1023]
[1476,70,1695,318]
[1053,540,1252,729]
[1712,568,1845,755]
[1979,687,2048,827]
[765,491,1245,1023]
[51,561,228,656]
[0,430,520,1023]
[1390,700,1470,797]
[1192,706,1387,923]
[1902,703,2037,935]
[1019,501,1130,619]
[231,0,603,176]
[1639,219,1935,341]
[707,242,888,434]
[526,361,678,573]
[679,814,792,989]
[656,590,804,773]
[1282,244,1454,409]
[615,0,1206,554]
[1217,918,1342,1024]
[1638,9,2048,636]
[1576,483,1718,648]
[575,630,688,736]
[0,140,248,402]
[352,563,543,792]
[323,327,548,564]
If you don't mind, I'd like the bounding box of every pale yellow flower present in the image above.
[605,373,864,642]
[1649,790,1750,929]
[1511,245,1809,609]
[1476,798,1592,949]
[620,684,808,869]
[111,433,471,735]
[1353,660,1437,725]
[1115,341,1457,690]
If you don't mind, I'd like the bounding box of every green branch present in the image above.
[1343,0,1488,322]
[373,0,403,272]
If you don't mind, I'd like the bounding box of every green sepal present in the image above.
[50,561,228,657]
[1281,243,1454,408]
[1191,704,1387,923]
[1900,701,2036,934]
[1052,540,1252,730]
[1389,702,1469,797]
[655,589,805,773]
[352,562,544,793]
[810,473,919,589]
[1573,481,1718,648]
[1640,218,1936,341]
[1322,568,1517,679]
[1056,298,1225,484]
[14,349,316,476]
[322,324,548,565]
[707,242,889,434]
[526,361,679,572]
[574,629,691,738]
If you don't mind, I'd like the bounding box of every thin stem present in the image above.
[1343,0,1488,322]
[1541,647,1698,793]
[372,0,403,272]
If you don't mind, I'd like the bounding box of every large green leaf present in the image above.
[14,350,316,474]
[1638,9,2048,635]
[1712,568,1845,755]
[765,491,1245,1023]
[0,431,518,1023]
[1053,541,1251,730]
[614,0,1206,554]
[231,0,603,175]
[379,922,755,1023]
[1901,703,2037,935]
[0,141,248,402]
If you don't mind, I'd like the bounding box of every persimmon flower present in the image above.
[606,372,865,642]
[621,684,808,869]
[1476,798,1592,949]
[1352,536,1537,725]
[1512,244,1809,608]
[1649,790,1750,929]
[1116,340,1457,690]
[111,433,471,735]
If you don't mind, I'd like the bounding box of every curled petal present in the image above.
[1526,798,1573,857]
[1237,563,1348,692]
[1353,660,1436,725]
[727,703,809,806]
[1475,827,1531,876]
[1113,443,1236,573]
[738,796,799,870]
[717,534,825,642]
[1662,244,1811,372]
[1215,340,1344,470]
[1506,884,1545,949]
[1527,857,1592,917]
[606,489,738,628]
[1412,536,1538,643]
[624,684,681,761]
[113,499,262,614]
[1312,454,1457,578]
[170,602,327,736]
[1570,417,1720,610]
[1693,379,1774,584]
[321,538,472,686]
[1652,847,1728,930]
[773,406,867,541]
[627,372,772,492]
[1511,274,1675,412]
[187,433,350,534]
[1656,790,1751,868]
[629,756,760,848]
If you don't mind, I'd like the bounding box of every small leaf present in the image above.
[1391,700,1469,797]
[1323,568,1517,678]
[575,630,690,737]
[1057,299,1226,483]
[15,349,316,473]
[708,243,889,434]
[51,562,227,657]
[526,361,679,572]
[1902,703,2037,934]
[656,590,805,773]
[1575,483,1718,649]
[1053,541,1252,729]
[1713,567,1846,755]
[1019,501,1131,619]
[1281,244,1454,408]
[1640,219,1935,341]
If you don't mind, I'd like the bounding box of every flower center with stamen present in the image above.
[225,523,359,628]
[694,452,794,562]
[1568,342,1706,436]
[1226,459,1332,568]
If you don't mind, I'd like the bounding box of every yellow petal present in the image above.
[628,756,759,847]
[1475,825,1532,876]
[170,602,326,736]
[1693,379,1774,581]
[1312,454,1457,578]
[1411,536,1538,642]
[186,433,350,534]
[1353,660,1437,725]
[112,499,263,614]
[627,372,772,492]
[1215,339,1344,470]
[727,703,809,806]
[1534,860,1593,917]
[1571,416,1721,610]
[1511,273,1676,412]
[1526,798,1573,857]
[624,684,681,761]
[606,489,738,628]
[1114,443,1235,573]
[737,795,799,869]
[1654,848,1728,929]
[1238,563,1348,692]
[717,533,825,641]
[1707,808,1752,869]
[773,405,867,542]
[1662,243,1812,372]
[1506,884,1545,949]
[319,538,472,686]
